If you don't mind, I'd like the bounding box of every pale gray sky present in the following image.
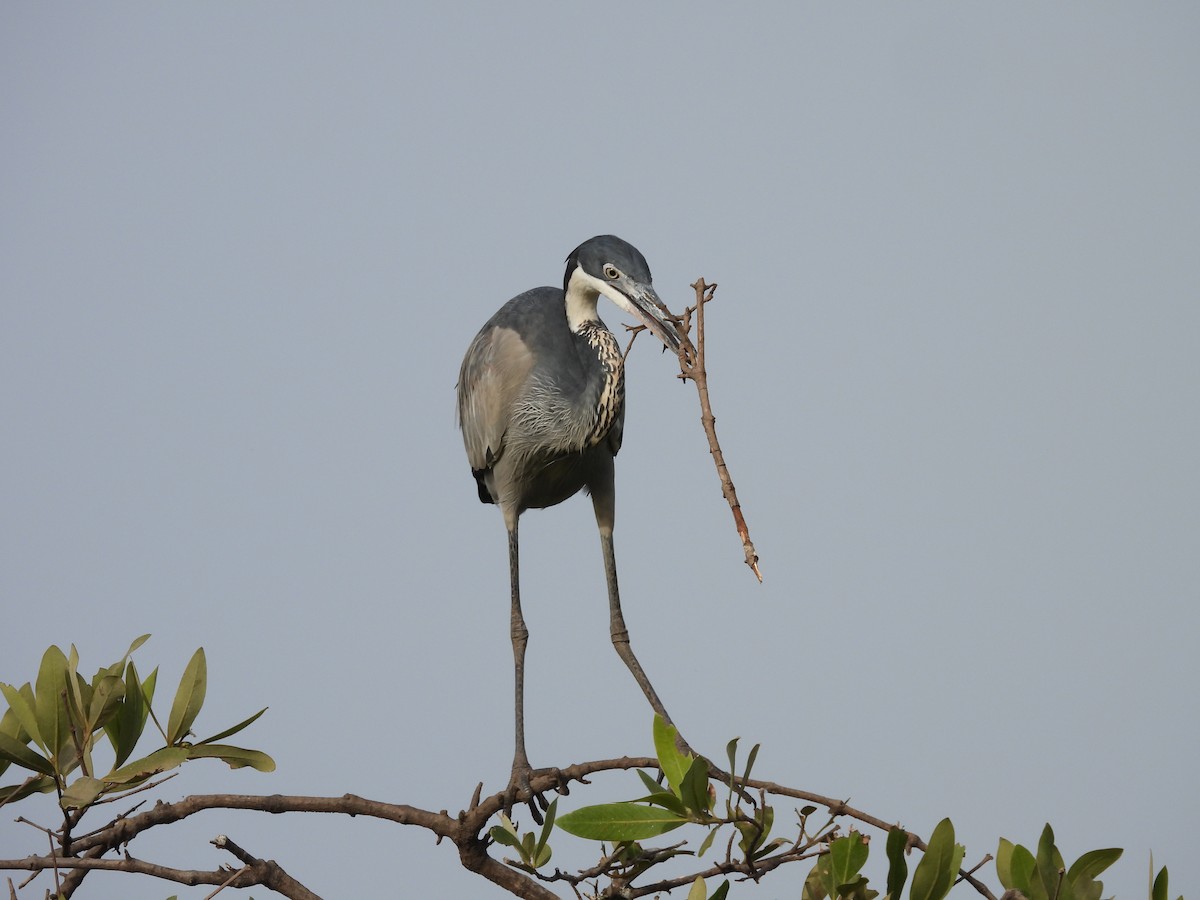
[2,5,1197,898]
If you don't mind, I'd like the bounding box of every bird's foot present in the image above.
[504,762,567,826]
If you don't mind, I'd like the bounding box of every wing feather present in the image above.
[456,325,534,473]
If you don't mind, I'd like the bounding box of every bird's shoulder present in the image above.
[458,287,565,385]
[486,287,572,350]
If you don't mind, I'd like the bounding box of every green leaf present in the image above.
[1035,824,1073,900]
[697,826,718,858]
[489,824,520,848]
[814,837,839,897]
[652,714,692,797]
[742,742,760,782]
[1036,823,1063,863]
[105,746,189,784]
[760,805,777,852]
[909,818,958,900]
[556,801,687,841]
[0,731,55,776]
[141,666,158,706]
[0,706,27,742]
[739,825,783,865]
[636,768,665,796]
[87,674,125,733]
[1150,866,1167,900]
[806,855,832,900]
[0,775,56,806]
[886,827,909,900]
[98,656,125,682]
[680,756,711,816]
[167,648,207,744]
[830,832,870,888]
[709,880,731,900]
[688,876,707,900]
[0,715,15,777]
[123,634,152,659]
[60,775,106,809]
[104,660,151,769]
[533,798,556,864]
[34,646,72,760]
[736,821,758,857]
[759,837,790,860]
[631,790,688,816]
[186,744,275,772]
[996,838,1016,890]
[489,812,522,851]
[1066,848,1122,885]
[1,683,42,754]
[196,707,268,745]
[948,841,966,897]
[737,804,776,858]
[840,875,880,900]
[65,651,88,739]
[1007,843,1037,895]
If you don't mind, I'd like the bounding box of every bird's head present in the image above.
[563,235,682,353]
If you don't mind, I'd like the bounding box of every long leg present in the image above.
[599,530,675,723]
[591,481,675,727]
[507,521,532,778]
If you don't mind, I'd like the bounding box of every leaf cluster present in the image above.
[544,717,811,897]
[539,720,982,900]
[491,800,558,872]
[0,637,273,816]
[996,825,1134,900]
[802,819,963,900]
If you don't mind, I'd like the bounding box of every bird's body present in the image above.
[456,235,681,796]
[458,287,625,517]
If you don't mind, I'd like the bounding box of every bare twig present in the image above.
[959,853,995,884]
[46,825,61,898]
[630,844,825,898]
[626,279,764,580]
[201,862,252,899]
[91,771,178,805]
[675,279,763,581]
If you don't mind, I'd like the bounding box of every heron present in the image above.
[456,234,682,794]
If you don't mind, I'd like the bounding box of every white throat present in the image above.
[564,266,609,332]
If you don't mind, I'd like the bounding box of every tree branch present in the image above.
[0,851,316,899]
[211,834,320,900]
[1,754,1000,900]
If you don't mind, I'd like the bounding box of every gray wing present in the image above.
[456,323,534,473]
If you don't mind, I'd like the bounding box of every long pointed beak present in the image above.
[605,279,682,353]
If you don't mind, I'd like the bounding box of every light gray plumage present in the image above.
[457,235,681,795]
